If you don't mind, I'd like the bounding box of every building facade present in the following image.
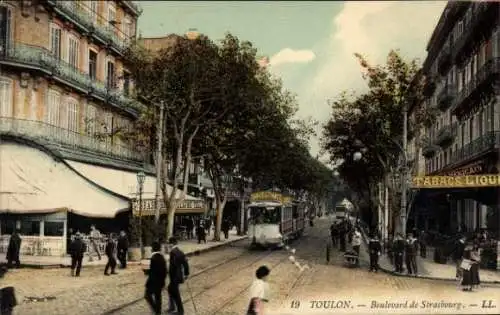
[0,1,190,256]
[418,2,499,236]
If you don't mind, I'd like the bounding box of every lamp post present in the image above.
[137,171,146,258]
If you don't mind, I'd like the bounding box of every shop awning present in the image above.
[0,143,129,218]
[66,160,205,214]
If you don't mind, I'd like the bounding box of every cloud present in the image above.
[269,48,316,67]
[295,1,447,158]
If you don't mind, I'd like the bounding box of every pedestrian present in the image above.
[368,234,382,272]
[144,241,167,315]
[351,228,362,257]
[460,242,481,291]
[329,223,337,246]
[167,237,190,315]
[66,228,74,254]
[418,230,427,258]
[6,230,21,269]
[247,265,270,315]
[117,231,129,269]
[205,219,211,236]
[222,219,230,240]
[451,236,466,279]
[69,232,86,277]
[339,223,346,252]
[392,234,405,273]
[197,221,206,244]
[404,233,418,276]
[0,286,17,315]
[186,218,194,240]
[89,225,102,261]
[104,234,118,276]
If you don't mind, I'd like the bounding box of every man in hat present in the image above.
[69,232,86,277]
[117,231,129,269]
[104,234,118,276]
[6,230,21,269]
[368,234,382,272]
[144,241,167,315]
[451,235,466,279]
[167,237,190,315]
[405,233,418,276]
[392,233,405,273]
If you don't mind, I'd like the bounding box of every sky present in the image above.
[137,1,447,163]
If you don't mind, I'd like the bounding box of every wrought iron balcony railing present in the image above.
[452,2,497,63]
[451,58,500,115]
[450,131,500,165]
[45,1,131,55]
[437,41,452,75]
[436,84,455,111]
[0,42,140,115]
[435,122,458,147]
[421,136,438,158]
[0,117,142,161]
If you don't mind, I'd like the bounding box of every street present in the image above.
[3,217,498,315]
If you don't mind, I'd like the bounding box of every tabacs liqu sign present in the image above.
[250,191,293,204]
[132,198,205,216]
[411,175,500,188]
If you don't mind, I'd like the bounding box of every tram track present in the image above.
[101,246,278,315]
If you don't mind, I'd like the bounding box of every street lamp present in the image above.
[137,171,146,258]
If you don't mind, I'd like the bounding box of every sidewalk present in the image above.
[0,230,247,268]
[357,226,500,284]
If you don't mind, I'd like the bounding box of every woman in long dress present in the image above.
[461,243,481,291]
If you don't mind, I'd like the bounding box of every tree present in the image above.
[322,50,437,229]
[125,34,236,240]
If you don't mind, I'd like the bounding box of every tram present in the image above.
[247,191,306,248]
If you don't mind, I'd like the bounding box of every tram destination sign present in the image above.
[132,198,205,216]
[412,175,500,188]
[250,191,293,204]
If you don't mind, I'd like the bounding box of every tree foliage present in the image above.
[321,50,437,226]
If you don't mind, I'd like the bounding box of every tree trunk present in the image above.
[212,178,228,242]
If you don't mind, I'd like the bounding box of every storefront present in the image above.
[0,142,130,256]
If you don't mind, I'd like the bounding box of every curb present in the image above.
[356,226,500,285]
[13,236,248,269]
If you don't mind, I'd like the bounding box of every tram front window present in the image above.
[249,207,280,224]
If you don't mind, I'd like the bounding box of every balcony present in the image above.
[450,131,500,165]
[121,1,143,16]
[451,57,500,116]
[452,2,498,64]
[436,84,455,111]
[421,136,438,158]
[0,42,140,116]
[437,42,452,75]
[423,76,436,97]
[0,117,142,161]
[44,1,131,56]
[435,123,458,148]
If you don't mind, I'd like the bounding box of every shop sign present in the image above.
[132,198,205,216]
[412,175,500,188]
[442,162,484,176]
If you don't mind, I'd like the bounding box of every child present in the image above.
[247,265,270,315]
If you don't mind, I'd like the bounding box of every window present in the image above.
[108,3,116,25]
[0,218,16,235]
[88,49,97,79]
[88,1,98,23]
[482,109,489,134]
[67,100,78,132]
[68,35,79,68]
[0,78,12,117]
[46,90,60,126]
[106,61,115,88]
[44,221,64,237]
[457,21,463,37]
[0,6,12,53]
[20,220,40,236]
[469,115,474,141]
[49,24,62,59]
[122,17,132,40]
[85,104,96,135]
[123,71,131,96]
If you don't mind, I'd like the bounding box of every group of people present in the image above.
[180,217,233,245]
[329,219,365,266]
[451,236,482,292]
[388,233,420,276]
[68,227,129,277]
[144,237,190,315]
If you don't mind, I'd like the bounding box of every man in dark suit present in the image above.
[69,232,86,277]
[144,241,167,315]
[117,231,129,269]
[104,234,117,276]
[6,230,22,269]
[167,237,190,315]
